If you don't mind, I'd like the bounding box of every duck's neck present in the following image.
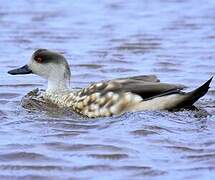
[46,78,70,94]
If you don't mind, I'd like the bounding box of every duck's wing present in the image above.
[107,79,185,100]
[114,75,160,83]
[79,73,185,100]
[81,77,186,100]
[103,74,185,99]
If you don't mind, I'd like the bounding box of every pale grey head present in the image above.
[8,49,71,92]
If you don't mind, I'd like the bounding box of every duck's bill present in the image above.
[8,65,32,75]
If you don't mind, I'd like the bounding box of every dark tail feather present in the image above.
[177,77,213,108]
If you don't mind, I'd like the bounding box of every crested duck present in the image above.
[8,49,213,118]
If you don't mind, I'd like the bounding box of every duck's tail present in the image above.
[177,77,213,108]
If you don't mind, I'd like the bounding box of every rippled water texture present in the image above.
[0,0,215,179]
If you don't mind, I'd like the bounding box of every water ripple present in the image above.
[0,0,215,179]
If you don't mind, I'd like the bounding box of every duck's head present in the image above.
[8,49,71,92]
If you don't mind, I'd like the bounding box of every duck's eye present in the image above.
[35,57,43,63]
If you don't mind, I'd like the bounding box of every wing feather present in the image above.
[80,75,186,100]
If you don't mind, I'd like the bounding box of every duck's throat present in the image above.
[47,79,70,93]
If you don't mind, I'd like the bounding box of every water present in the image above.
[0,0,215,179]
